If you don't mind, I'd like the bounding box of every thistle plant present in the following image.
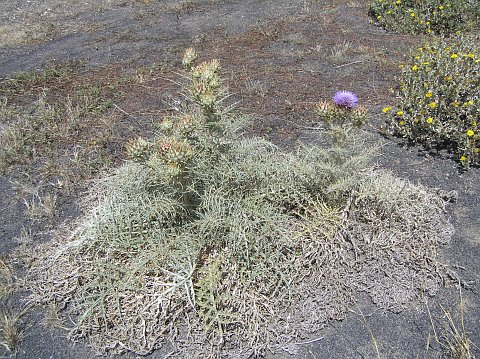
[26,51,456,358]
[384,33,480,167]
[369,0,480,35]
[125,48,233,206]
[316,91,368,148]
[189,58,223,124]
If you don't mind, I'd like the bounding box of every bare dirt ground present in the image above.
[1,0,479,358]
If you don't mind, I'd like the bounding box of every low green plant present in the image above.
[0,62,79,96]
[26,50,456,358]
[384,33,480,167]
[369,0,480,35]
[0,85,113,170]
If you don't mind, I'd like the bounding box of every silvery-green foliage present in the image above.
[26,51,455,358]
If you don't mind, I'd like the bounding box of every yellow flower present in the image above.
[426,117,433,124]
[451,53,458,59]
[412,65,419,71]
[410,12,415,17]
[399,120,405,126]
[387,10,392,14]
[445,75,452,81]
[460,155,467,162]
[426,21,431,25]
[423,61,429,65]
[383,107,392,113]
[468,53,475,59]
[425,92,433,98]
[467,130,475,137]
[428,102,437,109]
[396,0,401,4]
[468,100,474,106]
[439,5,444,10]
[396,111,404,116]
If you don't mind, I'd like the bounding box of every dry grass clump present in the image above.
[25,50,456,358]
[0,258,13,298]
[0,307,24,353]
[0,258,23,354]
[426,294,477,359]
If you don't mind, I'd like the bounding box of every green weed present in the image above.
[369,0,480,35]
[383,33,480,168]
[0,78,115,172]
[0,63,80,96]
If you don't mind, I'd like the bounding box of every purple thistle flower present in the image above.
[332,91,359,109]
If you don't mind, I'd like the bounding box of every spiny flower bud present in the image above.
[350,106,368,127]
[126,137,151,162]
[208,59,221,73]
[160,117,174,133]
[156,139,194,165]
[316,101,333,115]
[158,141,173,155]
[182,48,198,70]
[179,114,196,135]
[200,91,216,107]
[315,101,336,123]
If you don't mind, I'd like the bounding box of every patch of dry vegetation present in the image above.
[426,294,477,359]
[0,258,22,354]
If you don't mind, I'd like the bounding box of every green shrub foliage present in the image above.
[384,33,480,167]
[369,0,480,35]
[27,50,455,357]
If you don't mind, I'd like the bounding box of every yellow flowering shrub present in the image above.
[369,0,480,35]
[384,33,480,167]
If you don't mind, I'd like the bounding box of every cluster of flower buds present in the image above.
[126,137,151,162]
[182,47,198,71]
[159,113,199,138]
[190,59,221,109]
[178,114,197,135]
[156,138,194,169]
[126,49,222,183]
